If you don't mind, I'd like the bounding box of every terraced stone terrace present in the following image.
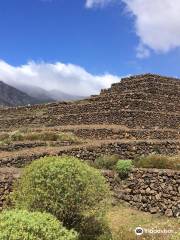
[0,73,179,166]
[0,74,179,220]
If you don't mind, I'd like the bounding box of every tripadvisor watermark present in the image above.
[135,227,176,236]
[135,211,180,236]
[135,227,144,236]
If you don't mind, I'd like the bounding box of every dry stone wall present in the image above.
[0,110,180,130]
[0,167,179,218]
[103,168,180,218]
[67,128,180,140]
[0,168,20,210]
[0,140,179,168]
[110,74,180,92]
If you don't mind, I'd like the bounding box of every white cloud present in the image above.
[0,60,120,96]
[86,0,180,57]
[85,0,114,8]
[123,0,180,56]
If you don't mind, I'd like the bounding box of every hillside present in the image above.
[0,73,179,224]
[12,83,86,102]
[0,73,179,129]
[0,81,86,107]
[0,73,179,162]
[0,81,38,107]
[13,83,55,103]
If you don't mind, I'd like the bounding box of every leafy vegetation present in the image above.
[0,129,81,145]
[12,156,111,239]
[116,160,133,178]
[93,154,120,170]
[0,209,78,240]
[134,154,180,170]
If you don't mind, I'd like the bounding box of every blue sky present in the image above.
[0,0,180,95]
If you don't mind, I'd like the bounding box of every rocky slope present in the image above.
[0,81,38,107]
[9,83,86,103]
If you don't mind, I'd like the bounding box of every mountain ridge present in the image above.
[0,80,87,107]
[0,81,38,107]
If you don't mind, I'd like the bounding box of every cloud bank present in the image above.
[86,0,180,57]
[123,0,180,57]
[0,60,120,96]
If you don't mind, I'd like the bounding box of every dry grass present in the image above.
[93,154,120,170]
[107,203,180,240]
[134,154,180,170]
[3,124,179,135]
[0,129,81,145]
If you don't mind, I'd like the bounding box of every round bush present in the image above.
[116,160,133,179]
[12,156,111,228]
[0,209,78,240]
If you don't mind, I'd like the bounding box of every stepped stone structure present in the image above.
[0,73,179,217]
[0,73,179,162]
[0,73,179,129]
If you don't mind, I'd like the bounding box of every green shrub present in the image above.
[94,154,120,170]
[0,209,78,240]
[134,154,180,170]
[12,156,111,232]
[116,160,133,178]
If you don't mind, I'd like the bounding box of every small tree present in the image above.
[0,209,78,240]
[116,160,133,179]
[12,156,111,232]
